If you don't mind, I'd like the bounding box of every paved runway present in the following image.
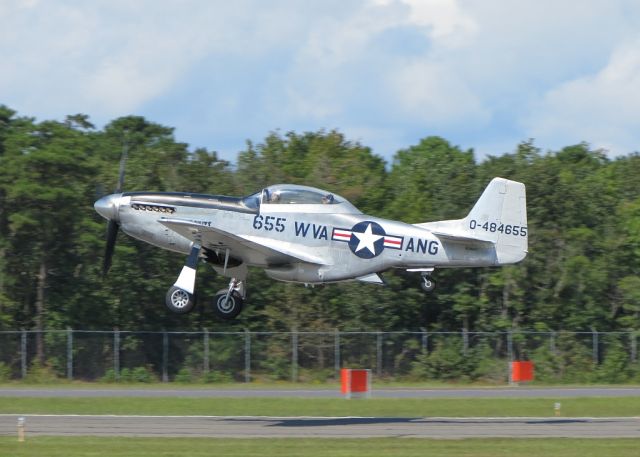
[2,387,640,398]
[1,414,639,438]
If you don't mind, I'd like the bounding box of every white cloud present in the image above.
[0,1,316,118]
[2,0,640,161]
[279,0,485,128]
[523,38,640,155]
[403,0,477,46]
[372,0,477,45]
[1,2,203,115]
[388,59,490,126]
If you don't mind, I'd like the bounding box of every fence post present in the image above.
[462,328,469,356]
[507,330,513,384]
[550,331,556,355]
[21,329,27,379]
[631,331,637,363]
[291,329,298,383]
[113,329,120,382]
[334,329,340,376]
[162,332,169,382]
[244,329,251,383]
[376,331,382,377]
[203,329,210,376]
[592,329,599,365]
[420,328,428,353]
[66,327,73,380]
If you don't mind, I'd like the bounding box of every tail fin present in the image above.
[465,177,527,264]
[416,177,528,265]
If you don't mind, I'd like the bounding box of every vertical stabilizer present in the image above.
[463,178,528,264]
[415,177,528,265]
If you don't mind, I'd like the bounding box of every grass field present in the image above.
[1,396,640,417]
[1,437,640,457]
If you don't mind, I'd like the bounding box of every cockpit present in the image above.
[264,187,336,205]
[242,184,361,214]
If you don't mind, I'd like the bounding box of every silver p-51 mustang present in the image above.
[95,178,527,319]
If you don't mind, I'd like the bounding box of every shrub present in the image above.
[24,360,60,383]
[410,338,476,381]
[106,366,157,383]
[100,368,117,383]
[130,366,156,383]
[0,362,11,382]
[174,368,194,383]
[203,371,233,383]
[595,339,633,383]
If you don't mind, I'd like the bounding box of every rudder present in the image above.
[464,177,527,264]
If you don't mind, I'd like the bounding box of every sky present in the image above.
[2,0,640,165]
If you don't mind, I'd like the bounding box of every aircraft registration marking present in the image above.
[252,215,287,232]
[469,220,527,237]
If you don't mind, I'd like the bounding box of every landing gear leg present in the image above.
[420,272,436,292]
[212,277,245,320]
[165,244,200,314]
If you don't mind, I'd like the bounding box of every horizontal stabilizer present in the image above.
[429,230,495,244]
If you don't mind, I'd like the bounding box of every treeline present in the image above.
[1,105,639,337]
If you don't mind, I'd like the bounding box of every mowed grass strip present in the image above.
[1,437,640,457]
[1,397,640,417]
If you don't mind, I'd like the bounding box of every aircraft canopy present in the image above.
[243,184,361,213]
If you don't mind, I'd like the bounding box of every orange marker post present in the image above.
[511,361,534,384]
[340,368,371,399]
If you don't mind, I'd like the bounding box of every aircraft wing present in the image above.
[159,218,329,266]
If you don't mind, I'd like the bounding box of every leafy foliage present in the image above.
[1,105,640,382]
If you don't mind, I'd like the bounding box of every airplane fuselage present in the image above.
[95,179,526,317]
[113,191,496,284]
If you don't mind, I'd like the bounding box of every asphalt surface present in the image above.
[2,387,640,398]
[1,414,639,438]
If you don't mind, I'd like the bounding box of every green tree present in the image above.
[0,117,95,359]
[236,130,387,213]
[385,136,477,222]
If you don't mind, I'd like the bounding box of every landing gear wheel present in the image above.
[165,286,196,314]
[212,289,244,320]
[421,275,436,292]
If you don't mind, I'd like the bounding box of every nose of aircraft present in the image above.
[94,193,123,221]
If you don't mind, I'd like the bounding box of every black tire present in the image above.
[421,276,436,292]
[212,290,243,320]
[165,286,196,314]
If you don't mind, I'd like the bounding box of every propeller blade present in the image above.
[102,133,128,275]
[103,219,119,276]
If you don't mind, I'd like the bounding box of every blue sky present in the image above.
[2,0,640,164]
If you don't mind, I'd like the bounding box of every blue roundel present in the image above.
[348,221,386,259]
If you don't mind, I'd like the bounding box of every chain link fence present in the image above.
[0,329,638,383]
